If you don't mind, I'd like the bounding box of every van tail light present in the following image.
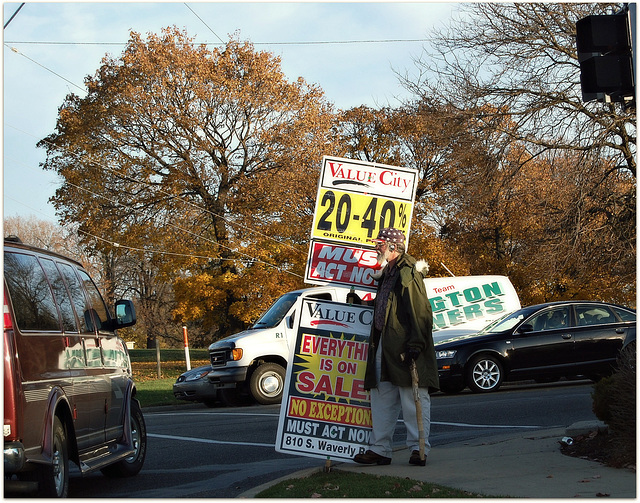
[4,297,13,331]
[4,288,22,442]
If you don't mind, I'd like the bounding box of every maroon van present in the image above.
[3,237,146,497]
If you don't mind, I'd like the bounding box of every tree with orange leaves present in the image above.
[39,27,336,344]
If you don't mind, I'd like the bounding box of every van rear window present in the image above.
[4,251,61,332]
[40,258,78,333]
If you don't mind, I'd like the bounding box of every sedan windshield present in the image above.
[477,310,529,334]
[251,292,301,329]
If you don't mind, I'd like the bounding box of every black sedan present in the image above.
[435,301,636,394]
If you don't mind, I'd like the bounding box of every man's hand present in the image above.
[406,347,420,363]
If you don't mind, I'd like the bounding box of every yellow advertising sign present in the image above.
[311,189,412,246]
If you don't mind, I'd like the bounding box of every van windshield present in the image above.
[252,292,302,329]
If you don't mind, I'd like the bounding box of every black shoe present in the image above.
[353,449,392,465]
[409,450,426,466]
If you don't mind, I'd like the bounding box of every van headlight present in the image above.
[436,349,457,359]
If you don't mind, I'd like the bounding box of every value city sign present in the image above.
[275,298,373,462]
[319,157,415,201]
[305,156,418,290]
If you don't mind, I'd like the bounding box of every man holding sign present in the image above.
[354,228,439,467]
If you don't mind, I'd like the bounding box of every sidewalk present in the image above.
[240,423,636,498]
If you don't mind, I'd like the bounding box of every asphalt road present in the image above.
[66,379,597,498]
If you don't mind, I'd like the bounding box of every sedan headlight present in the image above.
[186,370,210,381]
[436,349,457,360]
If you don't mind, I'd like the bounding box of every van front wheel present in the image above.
[250,363,285,405]
[101,399,147,477]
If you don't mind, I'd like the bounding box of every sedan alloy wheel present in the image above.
[468,355,503,393]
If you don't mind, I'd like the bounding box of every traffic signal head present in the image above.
[576,12,635,103]
[576,15,631,57]
[579,55,634,96]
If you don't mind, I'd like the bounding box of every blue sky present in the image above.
[3,2,459,225]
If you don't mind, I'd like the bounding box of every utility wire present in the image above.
[183,3,225,44]
[4,38,429,47]
[4,177,304,278]
[4,2,25,29]
[64,180,305,278]
[76,229,239,263]
[2,194,168,255]
[3,194,284,279]
[5,44,86,94]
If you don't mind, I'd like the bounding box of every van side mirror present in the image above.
[517,323,533,334]
[287,311,295,330]
[115,300,136,328]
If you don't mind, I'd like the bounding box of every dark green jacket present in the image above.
[364,253,440,392]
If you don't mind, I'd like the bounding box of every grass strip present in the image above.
[135,378,184,408]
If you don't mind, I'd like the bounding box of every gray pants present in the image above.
[368,343,432,458]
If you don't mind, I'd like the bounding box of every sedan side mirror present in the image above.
[517,323,534,334]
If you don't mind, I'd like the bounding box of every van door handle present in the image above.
[561,334,572,339]
[616,328,625,334]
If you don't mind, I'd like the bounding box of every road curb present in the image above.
[566,420,608,437]
[237,467,323,498]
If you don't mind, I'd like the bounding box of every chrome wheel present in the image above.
[250,363,285,405]
[101,399,147,477]
[260,372,282,396]
[468,356,503,393]
[51,435,65,495]
[125,413,141,463]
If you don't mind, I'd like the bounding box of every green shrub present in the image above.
[607,344,635,462]
[591,343,635,467]
[591,374,615,423]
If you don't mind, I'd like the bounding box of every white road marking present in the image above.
[148,411,542,428]
[148,410,542,448]
[148,433,274,447]
[431,421,541,429]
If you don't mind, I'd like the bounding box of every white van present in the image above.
[200,275,520,406]
[205,285,357,405]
